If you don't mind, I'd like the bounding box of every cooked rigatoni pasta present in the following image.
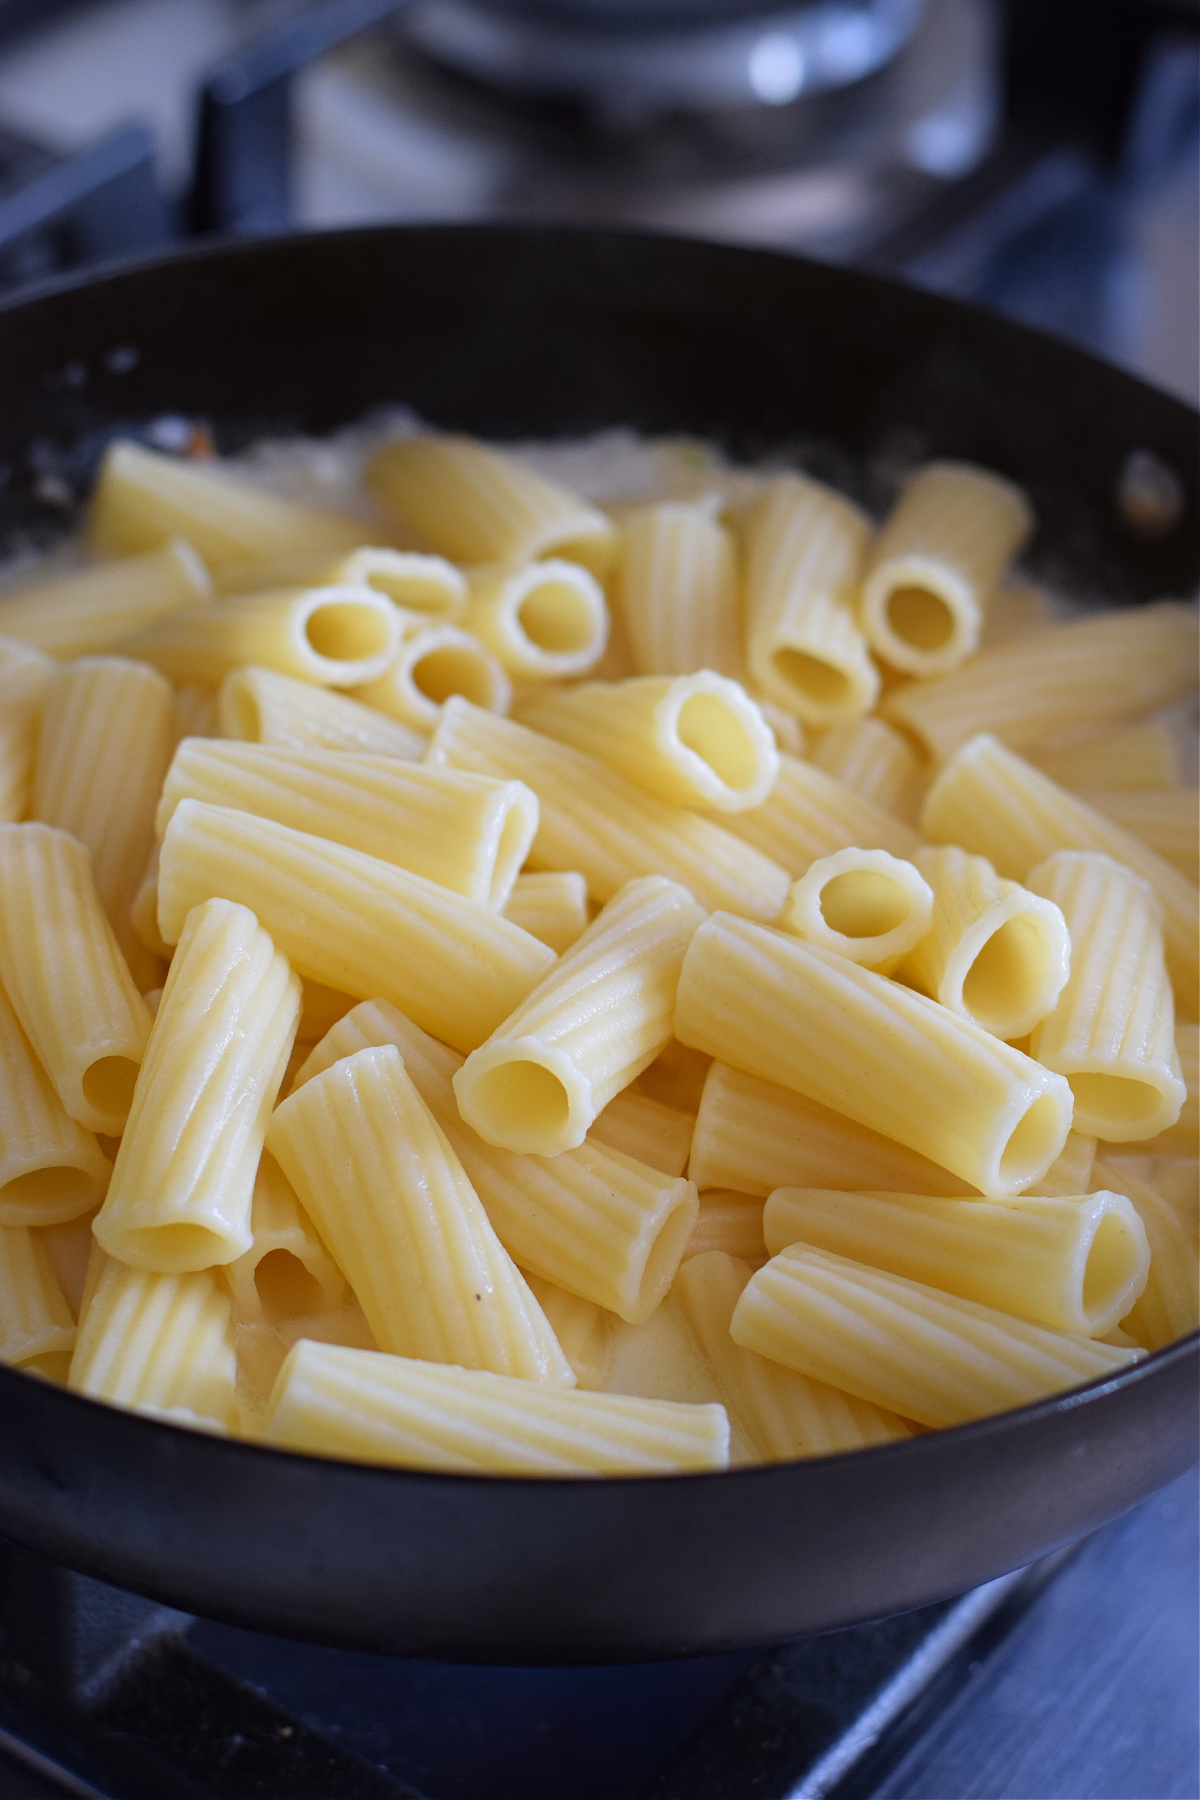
[741,475,878,725]
[616,502,741,678]
[589,1092,695,1178]
[157,800,555,1055]
[516,671,778,812]
[809,716,925,821]
[319,546,466,616]
[0,1225,76,1374]
[1076,789,1198,884]
[722,750,918,878]
[683,1190,767,1263]
[269,1045,573,1384]
[779,847,933,972]
[0,540,211,657]
[173,682,217,746]
[978,580,1054,649]
[1032,720,1182,794]
[118,585,400,688]
[502,871,590,953]
[1030,1131,1098,1198]
[1110,1023,1197,1156]
[0,824,153,1135]
[462,560,609,680]
[0,639,54,822]
[93,899,300,1271]
[676,913,1073,1195]
[222,1155,346,1324]
[903,844,1072,1041]
[69,1255,238,1430]
[731,1245,1140,1428]
[1095,1158,1200,1351]
[218,664,426,759]
[521,1271,613,1391]
[37,1210,97,1318]
[0,986,110,1225]
[353,617,512,730]
[428,698,790,919]
[859,461,1033,676]
[130,844,170,961]
[637,1039,712,1113]
[157,739,538,910]
[454,876,706,1155]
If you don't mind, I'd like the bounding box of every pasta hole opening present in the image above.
[82,1056,140,1119]
[304,601,392,664]
[999,1095,1066,1187]
[885,585,955,652]
[0,1167,99,1213]
[472,1059,572,1140]
[490,806,534,907]
[771,649,853,709]
[1069,1073,1164,1128]
[819,871,911,939]
[635,1201,699,1322]
[254,1250,324,1319]
[676,694,760,791]
[412,644,495,707]
[225,684,262,741]
[123,1222,225,1270]
[1082,1211,1144,1328]
[517,582,596,655]
[961,917,1050,1030]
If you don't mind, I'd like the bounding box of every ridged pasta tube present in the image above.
[688,1061,976,1197]
[157,739,538,910]
[617,503,741,678]
[1027,1130,1097,1198]
[173,683,217,745]
[1027,852,1185,1141]
[731,1245,1140,1428]
[589,1092,695,1178]
[516,672,779,812]
[521,1271,613,1390]
[1112,1023,1197,1156]
[69,1255,238,1430]
[1096,1157,1200,1351]
[0,824,153,1134]
[637,1039,712,1112]
[0,641,54,822]
[428,699,790,920]
[462,560,609,679]
[1077,789,1198,884]
[0,987,111,1225]
[742,475,879,725]
[859,462,1033,676]
[921,734,1199,1010]
[676,914,1073,1196]
[676,1252,912,1460]
[780,848,933,972]
[0,637,54,708]
[293,1001,698,1323]
[322,546,466,617]
[218,665,426,759]
[763,1187,1150,1338]
[723,751,918,879]
[93,899,300,1272]
[502,871,590,953]
[809,716,924,821]
[0,1225,76,1372]
[222,1156,346,1324]
[683,1191,767,1263]
[903,844,1072,1040]
[354,618,512,730]
[268,1045,574,1384]
[262,1339,728,1473]
[455,876,706,1155]
[365,435,615,574]
[884,603,1199,760]
[157,800,555,1055]
[1033,720,1181,794]
[0,541,211,657]
[117,586,401,688]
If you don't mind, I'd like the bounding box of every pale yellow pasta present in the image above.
[741,475,878,724]
[921,733,1199,1010]
[1027,851,1185,1141]
[589,1091,694,1178]
[130,843,169,960]
[117,585,400,688]
[462,560,609,680]
[682,1190,767,1263]
[293,1000,697,1324]
[636,1039,713,1112]
[616,502,741,678]
[731,1245,1140,1428]
[516,671,778,813]
[1075,789,1198,883]
[521,1271,613,1390]
[1032,720,1182,793]
[220,1156,346,1324]
[0,823,153,1134]
[157,739,538,910]
[755,699,806,758]
[1107,1024,1198,1156]
[0,639,54,822]
[676,913,1073,1196]
[859,461,1033,676]
[1026,1131,1097,1198]
[688,1060,975,1197]
[89,439,368,572]
[218,664,426,759]
[319,546,466,616]
[676,1252,913,1460]
[723,750,918,879]
[0,541,211,657]
[268,1045,573,1384]
[885,603,1198,760]
[0,638,59,704]
[455,876,705,1156]
[428,698,790,919]
[172,682,217,745]
[262,1338,728,1474]
[780,847,933,973]
[1095,1157,1200,1351]
[978,580,1055,649]
[353,618,512,730]
[157,800,555,1055]
[296,981,355,1045]
[0,986,110,1225]
[1134,1158,1197,1241]
[903,844,1072,1041]
[809,716,925,821]
[93,899,300,1272]
[502,871,590,953]
[365,434,615,574]
[0,1225,76,1374]
[37,1209,97,1318]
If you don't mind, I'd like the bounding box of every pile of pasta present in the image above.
[0,429,1196,1477]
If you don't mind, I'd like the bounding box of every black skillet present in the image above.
[0,226,1195,1662]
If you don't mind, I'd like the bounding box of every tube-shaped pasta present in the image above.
[218,665,426,759]
[69,1255,238,1430]
[1033,720,1182,794]
[732,1245,1140,1429]
[676,1252,912,1460]
[455,877,705,1156]
[676,914,1073,1196]
[93,899,300,1272]
[637,1039,712,1112]
[763,1186,1149,1338]
[0,1225,76,1372]
[321,547,466,617]
[268,1045,574,1384]
[1112,1024,1198,1156]
[89,439,368,572]
[130,844,169,960]
[516,672,778,813]
[222,1156,346,1324]
[157,739,537,910]
[117,585,400,688]
[809,716,925,821]
[1027,1130,1097,1198]
[354,618,512,730]
[722,751,918,878]
[0,987,110,1225]
[1076,789,1199,884]
[979,581,1054,649]
[520,1271,613,1390]
[589,1092,694,1178]
[903,844,1072,1041]
[37,1210,97,1318]
[859,462,1033,676]
[0,824,153,1134]
[755,700,806,758]
[428,699,790,920]
[742,475,879,724]
[502,871,590,953]
[462,560,609,680]
[921,734,1199,1010]
[1096,1157,1200,1351]
[0,539,212,659]
[1027,852,1185,1141]
[617,503,741,678]
[0,640,53,818]
[683,1190,767,1263]
[780,848,933,972]
[365,435,615,574]
[157,800,555,1055]
[293,1000,697,1323]
[688,1060,976,1197]
[886,603,1200,761]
